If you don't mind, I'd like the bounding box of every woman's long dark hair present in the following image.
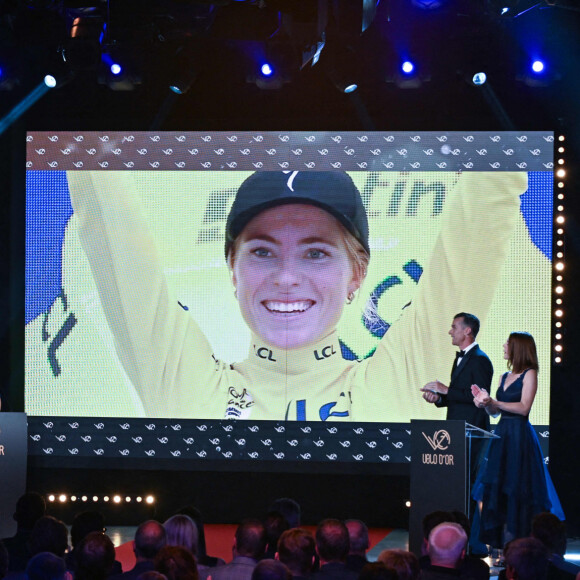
[507,332,539,374]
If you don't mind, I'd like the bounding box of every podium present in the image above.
[408,419,497,555]
[0,413,28,538]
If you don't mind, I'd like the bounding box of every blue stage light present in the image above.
[517,58,557,87]
[472,72,487,85]
[260,63,274,77]
[44,75,57,88]
[101,53,123,76]
[411,0,446,9]
[387,58,426,89]
[531,60,545,73]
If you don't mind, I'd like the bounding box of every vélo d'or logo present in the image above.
[422,430,451,451]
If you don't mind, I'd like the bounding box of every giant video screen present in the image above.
[25,131,553,431]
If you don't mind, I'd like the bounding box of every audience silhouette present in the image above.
[0,493,572,580]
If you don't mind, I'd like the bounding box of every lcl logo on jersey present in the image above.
[255,346,276,362]
[314,345,336,361]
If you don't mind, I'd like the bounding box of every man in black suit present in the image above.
[421,312,493,555]
[421,312,492,432]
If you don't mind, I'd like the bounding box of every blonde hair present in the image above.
[163,515,198,555]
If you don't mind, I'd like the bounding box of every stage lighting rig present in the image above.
[411,0,449,10]
[385,58,431,89]
[327,72,358,93]
[168,41,202,94]
[241,0,378,90]
[485,0,545,18]
[277,7,327,70]
[516,57,561,87]
[254,0,375,34]
[42,46,75,90]
[314,40,360,93]
[246,41,296,89]
[98,49,142,91]
[487,0,580,15]
[328,0,379,35]
[60,13,104,73]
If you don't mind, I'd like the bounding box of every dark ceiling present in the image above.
[1,0,579,141]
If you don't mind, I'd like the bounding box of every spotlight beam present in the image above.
[0,81,51,137]
[512,1,544,17]
[477,82,515,130]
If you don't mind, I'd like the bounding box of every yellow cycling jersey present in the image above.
[50,170,528,421]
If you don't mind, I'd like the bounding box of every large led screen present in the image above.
[25,131,554,427]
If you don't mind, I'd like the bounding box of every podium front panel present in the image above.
[409,419,466,555]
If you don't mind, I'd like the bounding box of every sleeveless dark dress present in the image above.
[471,369,564,548]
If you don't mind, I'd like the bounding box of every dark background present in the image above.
[1,0,579,531]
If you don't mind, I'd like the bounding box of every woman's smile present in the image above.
[262,299,315,314]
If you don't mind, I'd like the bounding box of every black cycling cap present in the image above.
[225,171,370,258]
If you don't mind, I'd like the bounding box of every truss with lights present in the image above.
[552,134,566,365]
[47,493,156,505]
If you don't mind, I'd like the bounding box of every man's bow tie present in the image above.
[456,350,466,358]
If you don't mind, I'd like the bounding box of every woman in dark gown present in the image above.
[470,332,564,549]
